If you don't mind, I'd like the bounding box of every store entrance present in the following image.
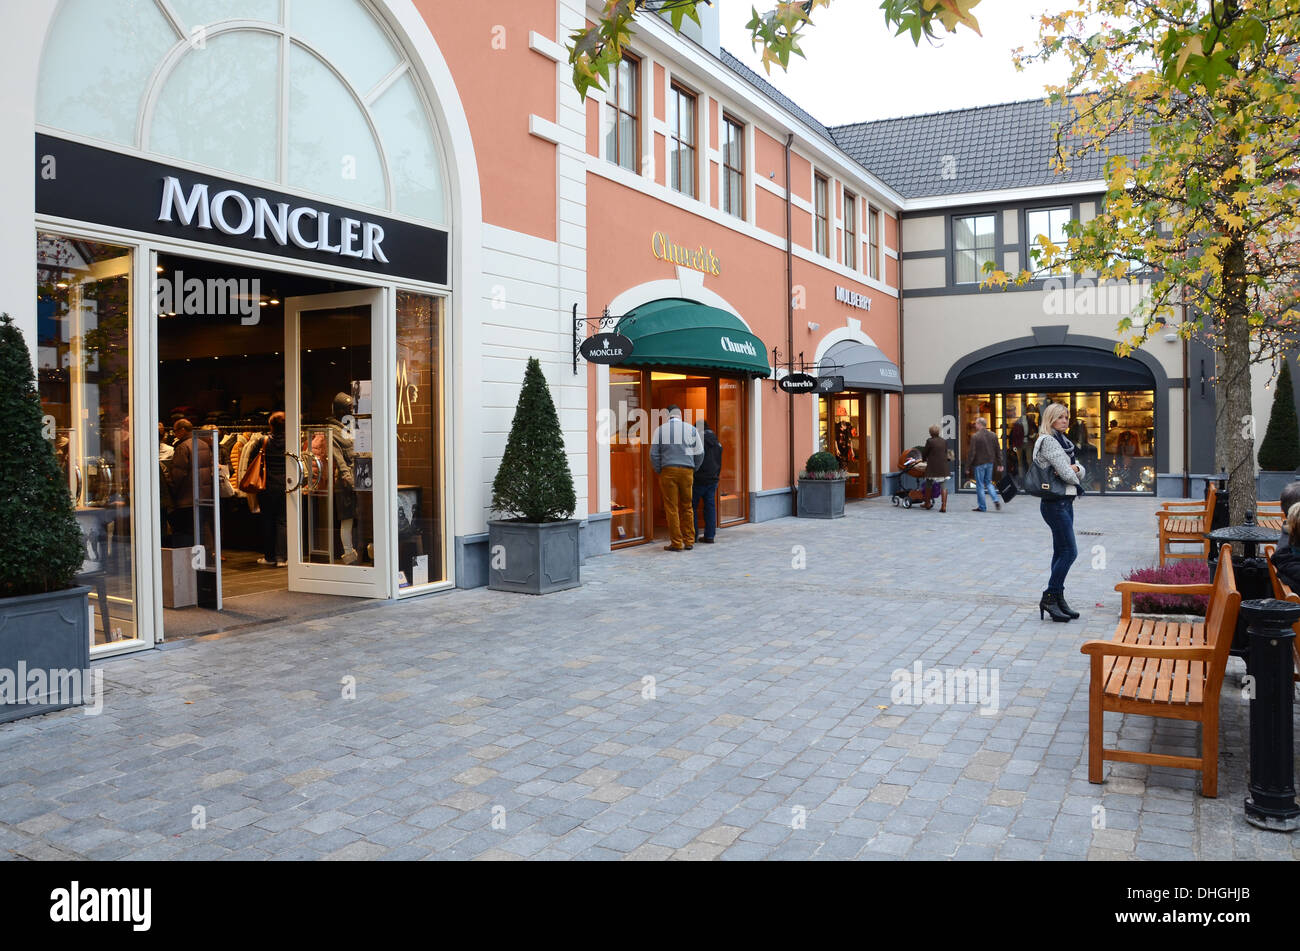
[649,372,710,539]
[156,254,382,638]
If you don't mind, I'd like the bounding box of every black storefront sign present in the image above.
[956,345,1155,392]
[578,333,634,365]
[815,375,845,394]
[35,133,448,285]
[779,372,819,393]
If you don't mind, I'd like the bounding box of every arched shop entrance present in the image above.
[606,299,770,548]
[28,0,465,655]
[953,344,1163,495]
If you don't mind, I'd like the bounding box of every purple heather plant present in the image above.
[1123,561,1210,616]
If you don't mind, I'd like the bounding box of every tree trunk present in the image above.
[1219,235,1256,524]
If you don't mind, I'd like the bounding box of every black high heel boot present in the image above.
[1039,590,1071,622]
[1057,592,1081,619]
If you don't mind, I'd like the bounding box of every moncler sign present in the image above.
[158,177,390,262]
[578,333,634,365]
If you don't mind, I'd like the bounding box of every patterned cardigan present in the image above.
[1033,432,1082,494]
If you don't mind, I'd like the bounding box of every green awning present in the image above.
[614,299,771,377]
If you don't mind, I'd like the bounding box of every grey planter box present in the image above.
[1258,470,1299,503]
[797,478,846,519]
[0,586,91,724]
[487,519,582,595]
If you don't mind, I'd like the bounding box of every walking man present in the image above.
[693,419,723,544]
[650,405,703,551]
[968,417,1003,512]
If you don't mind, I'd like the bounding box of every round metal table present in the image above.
[1206,524,1281,657]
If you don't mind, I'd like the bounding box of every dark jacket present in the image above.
[968,428,1000,469]
[697,425,723,482]
[1273,545,1300,591]
[168,434,214,506]
[922,436,949,478]
[265,432,287,493]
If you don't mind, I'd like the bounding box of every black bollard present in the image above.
[1243,598,1300,831]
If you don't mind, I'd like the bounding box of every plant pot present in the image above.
[1258,470,1299,504]
[487,519,582,595]
[0,586,91,724]
[797,478,846,519]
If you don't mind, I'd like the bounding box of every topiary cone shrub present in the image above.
[0,313,86,598]
[491,357,577,523]
[1258,360,1300,472]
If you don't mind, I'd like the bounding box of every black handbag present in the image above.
[1024,454,1071,501]
[996,474,1018,503]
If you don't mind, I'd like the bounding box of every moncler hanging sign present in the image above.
[35,133,447,284]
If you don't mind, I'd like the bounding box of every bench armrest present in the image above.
[1156,509,1202,526]
[1080,640,1215,660]
[1158,500,1208,510]
[1114,581,1214,618]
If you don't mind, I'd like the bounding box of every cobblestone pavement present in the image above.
[2,494,1294,861]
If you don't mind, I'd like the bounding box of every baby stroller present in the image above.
[891,447,942,509]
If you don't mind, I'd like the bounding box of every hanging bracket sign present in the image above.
[578,332,634,366]
[778,372,819,394]
[815,375,846,394]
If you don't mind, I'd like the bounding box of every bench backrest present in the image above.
[1204,543,1241,698]
[1201,481,1217,522]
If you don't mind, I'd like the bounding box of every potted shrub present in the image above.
[487,357,581,594]
[797,450,847,519]
[0,313,92,723]
[1257,360,1300,501]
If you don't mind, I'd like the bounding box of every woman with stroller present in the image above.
[1034,402,1084,622]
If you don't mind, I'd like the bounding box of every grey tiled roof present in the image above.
[830,98,1149,200]
[718,48,839,150]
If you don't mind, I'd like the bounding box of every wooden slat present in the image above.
[1106,619,1140,695]
[1119,619,1155,697]
[1152,623,1176,703]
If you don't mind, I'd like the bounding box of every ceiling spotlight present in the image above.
[259,300,268,307]
[155,265,164,273]
[270,299,280,305]
[55,281,68,288]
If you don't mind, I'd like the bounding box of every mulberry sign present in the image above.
[835,286,872,311]
[651,231,721,276]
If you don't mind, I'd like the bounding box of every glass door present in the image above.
[285,290,388,598]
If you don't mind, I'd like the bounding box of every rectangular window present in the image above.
[1025,206,1072,276]
[953,213,996,284]
[843,191,857,270]
[395,292,447,589]
[603,55,639,172]
[868,206,881,279]
[668,83,696,197]
[722,115,744,218]
[814,174,829,257]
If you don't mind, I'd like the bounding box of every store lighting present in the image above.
[155,265,164,273]
[259,300,268,307]
[270,299,280,305]
[55,281,68,288]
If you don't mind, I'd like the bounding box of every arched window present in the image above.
[37,0,447,225]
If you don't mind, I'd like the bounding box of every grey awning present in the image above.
[819,339,902,392]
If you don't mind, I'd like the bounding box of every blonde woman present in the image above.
[1033,402,1084,622]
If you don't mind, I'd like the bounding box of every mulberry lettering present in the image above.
[834,286,872,311]
[159,176,389,263]
[651,231,720,276]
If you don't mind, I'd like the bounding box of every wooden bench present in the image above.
[1265,546,1300,684]
[1081,545,1240,797]
[1257,500,1284,533]
[1157,482,1216,565]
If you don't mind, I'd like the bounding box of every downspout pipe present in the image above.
[785,132,796,514]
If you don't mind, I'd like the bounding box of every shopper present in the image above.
[1271,503,1300,589]
[967,417,1003,512]
[312,393,360,565]
[650,405,703,551]
[1033,402,1084,622]
[167,418,215,557]
[1273,481,1300,552]
[693,419,723,544]
[257,412,288,567]
[921,423,949,512]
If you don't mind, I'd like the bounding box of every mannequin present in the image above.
[312,392,360,564]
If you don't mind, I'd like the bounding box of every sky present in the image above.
[715,0,1075,125]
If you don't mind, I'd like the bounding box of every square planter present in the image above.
[487,519,582,595]
[0,586,91,724]
[1258,470,1299,503]
[797,478,846,519]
